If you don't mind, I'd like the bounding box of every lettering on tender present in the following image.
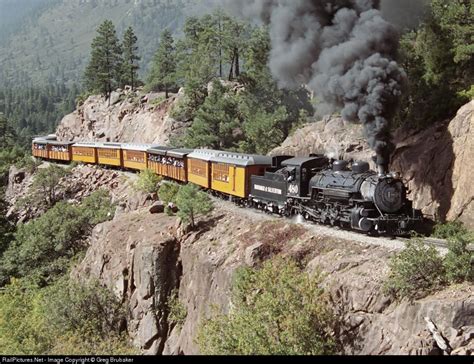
[254,184,282,195]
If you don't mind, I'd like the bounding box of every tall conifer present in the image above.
[147,29,177,98]
[84,20,123,99]
[121,26,140,90]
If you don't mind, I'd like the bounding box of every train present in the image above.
[32,135,423,236]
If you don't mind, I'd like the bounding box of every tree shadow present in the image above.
[193,213,226,239]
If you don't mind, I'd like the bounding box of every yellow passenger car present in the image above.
[186,149,220,189]
[48,141,74,162]
[147,146,175,177]
[210,152,272,198]
[71,142,98,164]
[122,144,154,171]
[96,142,123,167]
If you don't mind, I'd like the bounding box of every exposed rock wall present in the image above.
[74,204,474,355]
[56,88,190,145]
[272,101,474,228]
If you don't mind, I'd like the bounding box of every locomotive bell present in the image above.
[352,161,370,174]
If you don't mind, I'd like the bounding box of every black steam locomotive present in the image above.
[249,155,422,235]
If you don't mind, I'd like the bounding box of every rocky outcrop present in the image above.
[5,162,154,223]
[74,203,474,355]
[56,88,191,145]
[74,210,182,355]
[272,101,474,228]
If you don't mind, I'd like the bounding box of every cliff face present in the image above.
[73,201,474,355]
[272,101,474,228]
[6,158,473,356]
[56,88,190,145]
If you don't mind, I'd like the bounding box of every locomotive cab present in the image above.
[279,156,329,198]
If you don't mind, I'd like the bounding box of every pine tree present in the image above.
[121,26,140,90]
[184,80,241,150]
[175,184,213,229]
[147,29,177,98]
[84,20,123,99]
[0,113,15,150]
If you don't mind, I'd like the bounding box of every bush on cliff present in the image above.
[385,231,474,300]
[443,236,474,284]
[0,277,134,355]
[135,168,162,195]
[175,184,214,229]
[0,190,115,285]
[158,181,180,214]
[196,258,338,355]
[432,221,472,241]
[384,239,446,300]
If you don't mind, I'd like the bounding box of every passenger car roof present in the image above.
[210,151,272,167]
[187,149,221,161]
[147,146,175,156]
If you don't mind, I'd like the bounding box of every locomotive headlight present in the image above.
[390,172,400,179]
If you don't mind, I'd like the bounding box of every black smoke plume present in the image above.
[227,0,407,170]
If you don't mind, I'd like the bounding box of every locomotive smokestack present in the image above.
[375,149,390,176]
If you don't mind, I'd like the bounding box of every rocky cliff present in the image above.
[272,101,474,228]
[72,198,474,355]
[6,162,473,356]
[56,87,190,145]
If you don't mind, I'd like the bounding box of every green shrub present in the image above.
[167,288,187,330]
[175,184,213,228]
[443,236,474,284]
[385,239,447,300]
[158,181,180,215]
[0,196,14,256]
[43,277,126,337]
[0,278,51,354]
[135,168,161,194]
[79,189,115,226]
[432,221,472,241]
[0,191,115,284]
[0,277,136,355]
[31,164,70,207]
[196,258,338,355]
[15,155,41,174]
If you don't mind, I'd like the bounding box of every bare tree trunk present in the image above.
[228,52,235,81]
[218,18,223,78]
[235,47,240,77]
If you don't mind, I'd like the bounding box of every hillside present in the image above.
[0,0,198,88]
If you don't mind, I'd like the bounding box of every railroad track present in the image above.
[398,236,474,251]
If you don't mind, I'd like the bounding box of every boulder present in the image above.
[149,202,165,214]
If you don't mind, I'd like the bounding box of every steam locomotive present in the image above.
[249,155,423,235]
